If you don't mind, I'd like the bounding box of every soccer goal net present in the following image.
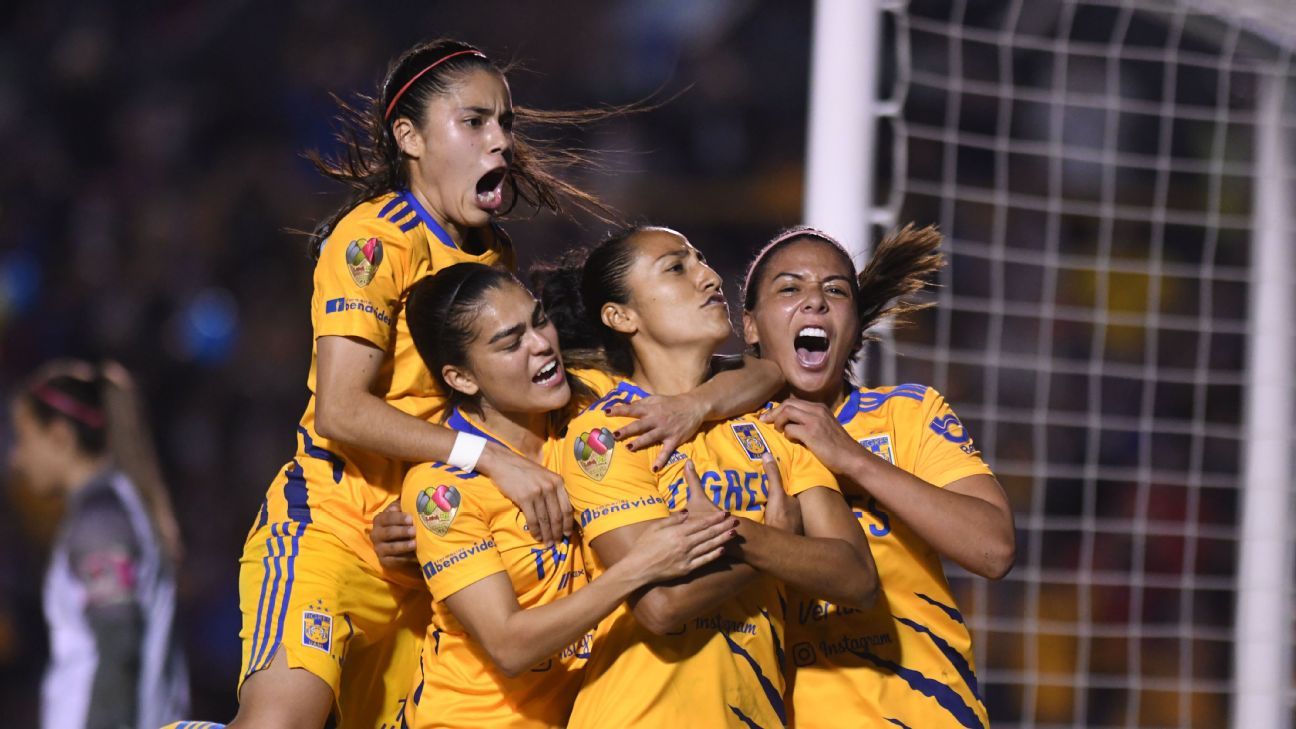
[805,1,1296,727]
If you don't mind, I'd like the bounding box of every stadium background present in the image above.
[1,1,1292,727]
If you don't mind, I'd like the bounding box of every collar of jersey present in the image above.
[835,388,864,425]
[445,406,554,463]
[399,189,458,250]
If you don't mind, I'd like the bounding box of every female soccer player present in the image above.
[397,263,739,728]
[9,361,188,729]
[230,38,603,728]
[743,226,1016,729]
[538,226,879,728]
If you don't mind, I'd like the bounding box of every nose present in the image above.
[698,263,722,292]
[488,121,511,158]
[802,287,828,312]
[525,327,553,355]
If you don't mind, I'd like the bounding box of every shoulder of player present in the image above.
[403,461,502,511]
[849,382,934,415]
[322,194,420,259]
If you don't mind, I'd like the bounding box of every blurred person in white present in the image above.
[8,360,188,729]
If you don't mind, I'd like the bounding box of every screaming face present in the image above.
[743,237,860,405]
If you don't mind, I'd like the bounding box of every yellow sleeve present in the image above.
[563,412,669,542]
[776,427,841,497]
[312,212,410,348]
[913,388,995,487]
[403,467,506,601]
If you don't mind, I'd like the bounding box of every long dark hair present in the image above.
[531,224,655,378]
[305,38,622,259]
[21,361,182,565]
[406,263,519,413]
[742,223,945,365]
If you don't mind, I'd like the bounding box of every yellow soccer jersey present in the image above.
[402,408,590,729]
[787,384,994,729]
[563,380,840,729]
[256,190,515,585]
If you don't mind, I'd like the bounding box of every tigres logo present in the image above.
[302,610,332,652]
[730,422,770,461]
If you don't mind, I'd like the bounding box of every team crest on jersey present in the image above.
[302,610,332,652]
[345,237,384,287]
[731,422,770,461]
[858,434,896,464]
[417,484,462,537]
[574,427,615,480]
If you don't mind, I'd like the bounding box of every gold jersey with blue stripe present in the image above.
[255,190,515,586]
[402,408,589,729]
[787,384,994,729]
[562,380,840,729]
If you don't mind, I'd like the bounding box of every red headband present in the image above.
[32,383,105,429]
[384,50,489,121]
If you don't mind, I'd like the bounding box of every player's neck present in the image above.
[791,383,850,412]
[474,404,548,463]
[408,186,467,248]
[629,342,710,397]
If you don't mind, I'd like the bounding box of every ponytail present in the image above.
[99,364,183,566]
[531,225,650,378]
[854,223,945,339]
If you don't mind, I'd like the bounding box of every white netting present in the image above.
[860,1,1296,726]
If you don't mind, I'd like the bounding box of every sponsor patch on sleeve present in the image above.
[574,427,615,480]
[345,237,384,287]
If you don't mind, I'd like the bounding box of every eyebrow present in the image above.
[463,105,510,116]
[655,248,690,264]
[771,271,852,283]
[488,322,525,345]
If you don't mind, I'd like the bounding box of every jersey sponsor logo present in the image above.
[858,433,896,464]
[929,414,971,444]
[792,641,818,666]
[416,484,462,537]
[693,614,758,635]
[345,237,384,287]
[662,449,686,468]
[798,598,863,624]
[579,495,665,527]
[78,549,137,607]
[730,422,771,461]
[574,427,615,480]
[324,297,393,326]
[421,536,496,578]
[302,610,332,652]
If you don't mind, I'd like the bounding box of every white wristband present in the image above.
[448,432,488,472]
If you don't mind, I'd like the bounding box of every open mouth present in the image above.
[531,359,561,386]
[703,293,727,308]
[793,326,830,370]
[475,167,507,211]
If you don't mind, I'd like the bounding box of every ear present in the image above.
[742,311,761,348]
[441,364,480,398]
[392,117,424,159]
[601,302,637,336]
